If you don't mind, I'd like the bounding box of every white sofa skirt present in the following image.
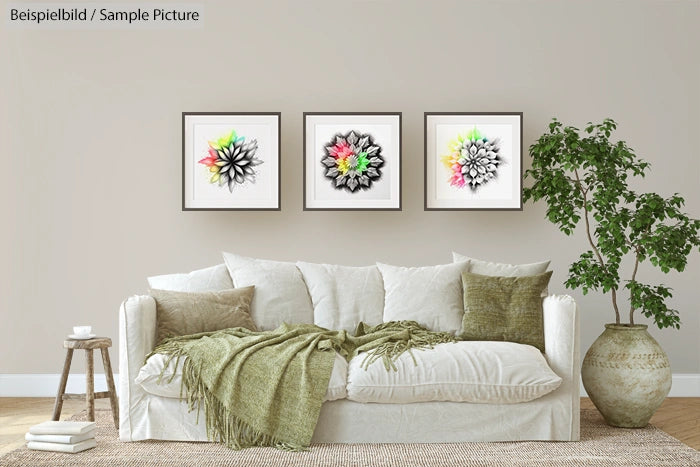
[119,295,580,443]
[121,390,576,443]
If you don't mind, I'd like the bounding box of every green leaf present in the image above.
[524,117,700,330]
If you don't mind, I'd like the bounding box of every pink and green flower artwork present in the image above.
[321,131,384,192]
[441,126,501,191]
[198,130,263,192]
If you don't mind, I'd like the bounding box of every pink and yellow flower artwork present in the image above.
[321,131,384,193]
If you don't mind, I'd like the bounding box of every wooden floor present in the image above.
[580,398,699,449]
[0,398,111,456]
[0,398,697,456]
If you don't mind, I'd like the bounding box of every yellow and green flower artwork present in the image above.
[198,130,263,192]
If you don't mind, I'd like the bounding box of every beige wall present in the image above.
[1,0,698,375]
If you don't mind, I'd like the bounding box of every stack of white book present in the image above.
[26,421,97,453]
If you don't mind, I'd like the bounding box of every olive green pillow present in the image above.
[459,271,553,352]
[150,286,257,344]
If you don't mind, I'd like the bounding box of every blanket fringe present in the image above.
[359,321,456,371]
[183,357,308,451]
[150,341,307,452]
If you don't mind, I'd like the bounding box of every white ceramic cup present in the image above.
[73,325,92,337]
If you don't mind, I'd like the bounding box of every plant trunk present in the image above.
[628,253,641,325]
[611,289,621,325]
[574,169,621,323]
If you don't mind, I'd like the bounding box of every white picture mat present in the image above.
[183,114,279,209]
[305,114,401,209]
[426,114,521,209]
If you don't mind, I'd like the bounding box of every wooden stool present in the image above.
[52,337,119,429]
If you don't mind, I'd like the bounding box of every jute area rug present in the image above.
[1,409,698,467]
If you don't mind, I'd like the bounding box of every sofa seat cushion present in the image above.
[135,351,348,402]
[346,341,562,404]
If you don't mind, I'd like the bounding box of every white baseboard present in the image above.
[580,373,700,398]
[1,373,698,397]
[0,374,120,397]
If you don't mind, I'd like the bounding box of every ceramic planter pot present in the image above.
[581,324,671,428]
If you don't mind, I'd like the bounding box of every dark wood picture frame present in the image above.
[303,112,402,211]
[182,112,281,211]
[424,112,523,211]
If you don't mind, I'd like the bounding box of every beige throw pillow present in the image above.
[150,287,257,344]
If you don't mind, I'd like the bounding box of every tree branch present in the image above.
[573,169,621,323]
[629,249,640,325]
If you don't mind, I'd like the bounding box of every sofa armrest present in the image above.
[119,295,156,440]
[543,294,580,439]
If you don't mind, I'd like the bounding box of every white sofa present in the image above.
[119,260,580,444]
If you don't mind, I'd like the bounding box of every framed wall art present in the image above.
[424,112,523,210]
[182,112,280,210]
[304,112,402,210]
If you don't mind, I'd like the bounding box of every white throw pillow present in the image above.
[222,252,313,330]
[325,352,349,401]
[297,262,384,332]
[452,252,550,276]
[346,341,562,404]
[377,261,470,333]
[452,252,551,296]
[135,353,185,399]
[136,351,348,402]
[147,264,233,292]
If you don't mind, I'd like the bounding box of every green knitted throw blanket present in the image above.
[149,320,455,451]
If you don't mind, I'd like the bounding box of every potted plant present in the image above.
[524,118,700,427]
